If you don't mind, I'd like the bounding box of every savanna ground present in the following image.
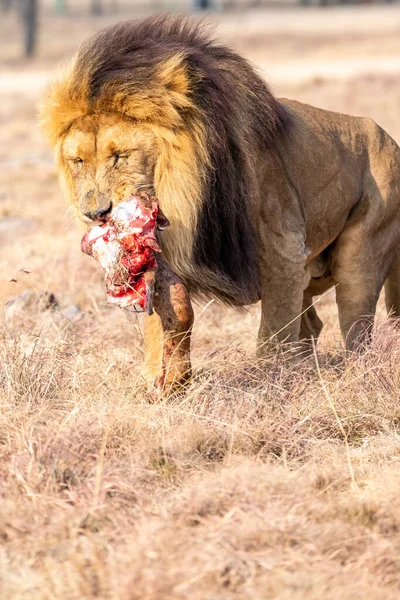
[2,4,400,598]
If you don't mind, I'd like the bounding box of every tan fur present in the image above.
[254,99,400,352]
[40,21,400,391]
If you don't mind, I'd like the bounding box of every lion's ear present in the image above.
[109,54,195,127]
[157,54,191,96]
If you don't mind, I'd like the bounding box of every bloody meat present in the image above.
[81,194,167,314]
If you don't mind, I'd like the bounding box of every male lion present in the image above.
[40,16,400,390]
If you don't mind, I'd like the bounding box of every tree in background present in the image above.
[55,0,67,14]
[192,0,210,7]
[21,0,38,57]
[91,0,102,15]
[0,0,13,10]
[2,0,39,57]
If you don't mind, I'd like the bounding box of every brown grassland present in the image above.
[2,5,400,599]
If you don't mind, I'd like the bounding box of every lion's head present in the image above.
[60,114,159,222]
[40,15,288,305]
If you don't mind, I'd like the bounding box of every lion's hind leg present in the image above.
[299,290,323,349]
[299,275,335,350]
[332,220,393,352]
[385,254,400,317]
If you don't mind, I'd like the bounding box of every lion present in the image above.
[40,15,400,390]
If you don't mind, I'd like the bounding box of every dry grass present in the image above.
[2,313,400,599]
[2,7,400,599]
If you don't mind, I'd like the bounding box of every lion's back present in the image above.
[267,98,400,255]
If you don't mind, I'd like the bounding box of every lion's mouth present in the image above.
[81,193,167,314]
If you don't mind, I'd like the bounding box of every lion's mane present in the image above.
[40,15,289,305]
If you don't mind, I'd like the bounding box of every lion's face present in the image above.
[61,113,159,224]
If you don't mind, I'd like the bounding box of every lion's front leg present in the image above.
[141,259,193,394]
[256,232,308,356]
[257,276,305,356]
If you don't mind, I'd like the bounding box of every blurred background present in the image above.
[1,0,400,351]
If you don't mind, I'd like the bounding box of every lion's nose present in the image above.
[85,204,112,221]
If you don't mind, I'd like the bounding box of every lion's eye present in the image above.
[71,158,83,165]
[113,153,130,167]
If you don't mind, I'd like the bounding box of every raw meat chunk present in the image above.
[81,193,167,313]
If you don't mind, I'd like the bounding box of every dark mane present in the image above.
[74,15,290,306]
